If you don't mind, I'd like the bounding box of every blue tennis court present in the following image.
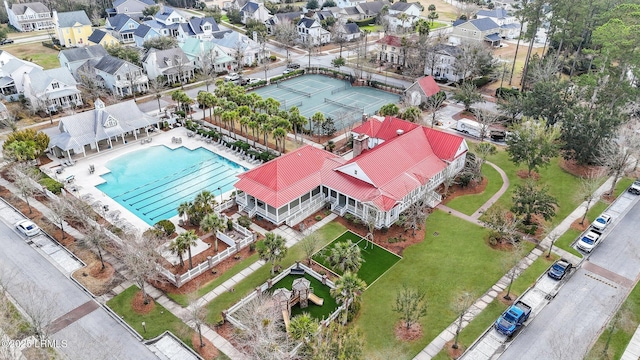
[96,146,246,225]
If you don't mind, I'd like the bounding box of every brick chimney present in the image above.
[353,134,369,158]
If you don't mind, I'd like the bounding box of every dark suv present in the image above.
[286,63,300,69]
[0,38,14,45]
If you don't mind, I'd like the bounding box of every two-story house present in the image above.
[4,1,54,32]
[297,18,330,45]
[0,54,43,99]
[325,6,364,23]
[133,24,163,48]
[142,5,185,38]
[335,22,361,41]
[53,10,93,48]
[266,12,301,35]
[356,1,388,18]
[142,47,195,85]
[376,34,404,65]
[176,17,221,43]
[239,1,272,24]
[105,13,140,44]
[58,45,109,76]
[78,55,148,97]
[450,18,502,46]
[211,30,269,66]
[476,8,520,39]
[385,2,421,31]
[181,38,235,74]
[23,67,83,112]
[106,0,156,19]
[88,29,120,47]
[334,0,366,9]
[424,43,464,82]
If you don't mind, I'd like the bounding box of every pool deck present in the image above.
[40,128,257,233]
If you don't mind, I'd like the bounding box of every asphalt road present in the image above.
[0,204,158,360]
[500,196,640,359]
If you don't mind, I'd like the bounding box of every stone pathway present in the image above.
[413,176,615,359]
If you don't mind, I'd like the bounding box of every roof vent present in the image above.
[396,129,404,136]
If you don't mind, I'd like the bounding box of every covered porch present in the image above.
[236,186,325,227]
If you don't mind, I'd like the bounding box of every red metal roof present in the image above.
[417,76,441,97]
[376,35,403,47]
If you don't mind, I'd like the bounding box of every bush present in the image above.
[154,219,176,236]
[40,178,64,194]
[232,140,251,152]
[315,215,323,221]
[249,242,256,252]
[238,215,252,228]
[495,87,520,99]
[347,17,375,26]
[472,76,492,88]
[269,55,276,61]
[227,218,234,231]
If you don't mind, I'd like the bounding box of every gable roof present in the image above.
[274,12,301,23]
[433,43,462,56]
[211,30,256,51]
[455,17,500,31]
[389,1,418,11]
[56,10,92,27]
[154,6,177,21]
[297,17,317,28]
[134,23,158,37]
[342,22,360,34]
[59,45,108,63]
[11,2,49,15]
[27,67,77,93]
[343,6,361,15]
[476,8,509,19]
[93,55,131,74]
[113,0,155,7]
[106,14,137,31]
[88,29,109,44]
[240,1,260,13]
[143,47,190,68]
[416,76,440,97]
[357,1,387,15]
[182,17,219,36]
[376,34,402,47]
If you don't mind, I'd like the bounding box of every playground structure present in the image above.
[273,277,324,331]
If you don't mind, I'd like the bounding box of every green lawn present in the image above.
[207,222,347,324]
[312,231,401,286]
[272,274,339,319]
[446,162,504,216]
[2,43,59,69]
[587,280,640,359]
[107,286,193,346]
[355,210,531,358]
[359,25,383,32]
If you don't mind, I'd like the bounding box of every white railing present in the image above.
[285,194,326,227]
[215,198,236,213]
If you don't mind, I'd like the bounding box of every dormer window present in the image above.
[52,82,60,89]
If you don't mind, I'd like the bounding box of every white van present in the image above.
[456,119,482,138]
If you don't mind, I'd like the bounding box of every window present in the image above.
[52,82,59,89]
[129,23,134,29]
[78,28,81,33]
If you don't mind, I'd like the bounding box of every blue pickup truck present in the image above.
[494,301,532,336]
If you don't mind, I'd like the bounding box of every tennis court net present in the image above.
[277,82,312,97]
[331,85,350,94]
[324,98,364,113]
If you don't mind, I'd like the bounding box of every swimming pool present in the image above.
[97,146,246,226]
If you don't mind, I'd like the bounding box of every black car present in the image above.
[0,38,14,45]
[548,259,572,280]
[286,63,300,69]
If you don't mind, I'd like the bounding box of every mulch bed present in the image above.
[444,340,465,359]
[452,110,476,121]
[570,217,590,232]
[558,158,604,178]
[394,322,423,342]
[442,176,488,203]
[191,332,218,360]
[132,290,155,314]
[516,170,540,180]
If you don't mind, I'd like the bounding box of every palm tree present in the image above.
[258,232,288,276]
[213,106,223,129]
[248,119,259,146]
[176,230,199,269]
[177,201,191,225]
[310,112,325,135]
[200,213,225,252]
[169,235,186,267]
[239,115,250,139]
[264,98,280,115]
[400,106,422,122]
[331,272,366,324]
[272,127,287,152]
[261,119,273,148]
[197,91,209,121]
[327,239,364,274]
[289,313,318,340]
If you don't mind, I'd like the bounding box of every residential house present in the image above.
[404,76,440,106]
[23,67,83,112]
[326,6,364,23]
[77,55,148,96]
[0,54,43,99]
[105,14,140,43]
[154,5,185,26]
[211,30,269,66]
[385,2,421,30]
[46,99,158,159]
[53,10,93,48]
[450,18,502,46]
[239,1,271,24]
[88,29,120,47]
[376,34,404,65]
[142,47,195,84]
[336,22,361,41]
[476,7,520,39]
[181,38,235,74]
[234,116,467,228]
[176,17,221,43]
[424,43,464,82]
[134,24,162,47]
[265,12,301,34]
[297,18,330,45]
[58,45,109,76]
[106,0,156,19]
[4,1,54,32]
[335,0,366,9]
[356,1,388,18]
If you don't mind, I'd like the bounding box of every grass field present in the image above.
[272,274,339,319]
[446,162,504,216]
[2,43,60,69]
[355,210,534,358]
[107,286,194,346]
[312,230,401,286]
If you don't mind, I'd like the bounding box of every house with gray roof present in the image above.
[210,30,268,66]
[356,1,388,18]
[0,55,43,99]
[240,1,271,24]
[297,17,330,45]
[334,0,366,9]
[142,47,195,85]
[78,55,148,97]
[134,24,163,47]
[265,12,301,34]
[59,45,110,77]
[450,18,501,46]
[336,22,361,41]
[46,98,158,159]
[476,7,520,39]
[176,17,221,43]
[324,6,362,23]
[105,14,140,43]
[385,2,421,30]
[4,1,54,32]
[154,6,185,26]
[106,0,156,19]
[23,67,82,113]
[424,43,464,82]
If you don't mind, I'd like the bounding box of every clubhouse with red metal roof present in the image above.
[234,116,468,229]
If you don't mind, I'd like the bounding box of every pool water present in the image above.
[97,146,246,225]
